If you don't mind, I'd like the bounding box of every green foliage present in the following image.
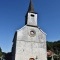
[0,47,2,57]
[47,41,53,50]
[0,52,3,57]
[47,40,60,54]
[0,47,2,52]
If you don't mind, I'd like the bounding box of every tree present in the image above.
[0,47,2,52]
[0,47,3,57]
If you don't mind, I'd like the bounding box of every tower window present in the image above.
[31,14,34,17]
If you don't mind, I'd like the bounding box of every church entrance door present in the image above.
[29,58,35,60]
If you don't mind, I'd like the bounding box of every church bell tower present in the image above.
[12,0,47,60]
[25,0,37,27]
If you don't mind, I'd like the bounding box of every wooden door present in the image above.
[29,58,35,60]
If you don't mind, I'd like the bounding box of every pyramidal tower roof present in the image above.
[27,0,35,13]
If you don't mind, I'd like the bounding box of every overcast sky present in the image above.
[0,0,60,52]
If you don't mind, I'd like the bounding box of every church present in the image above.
[12,0,47,60]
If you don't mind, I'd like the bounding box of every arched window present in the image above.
[29,58,35,60]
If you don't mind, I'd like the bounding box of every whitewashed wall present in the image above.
[14,25,47,60]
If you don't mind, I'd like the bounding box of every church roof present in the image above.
[27,0,35,13]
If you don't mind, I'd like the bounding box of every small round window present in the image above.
[30,30,36,37]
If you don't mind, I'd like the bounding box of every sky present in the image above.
[0,0,60,53]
